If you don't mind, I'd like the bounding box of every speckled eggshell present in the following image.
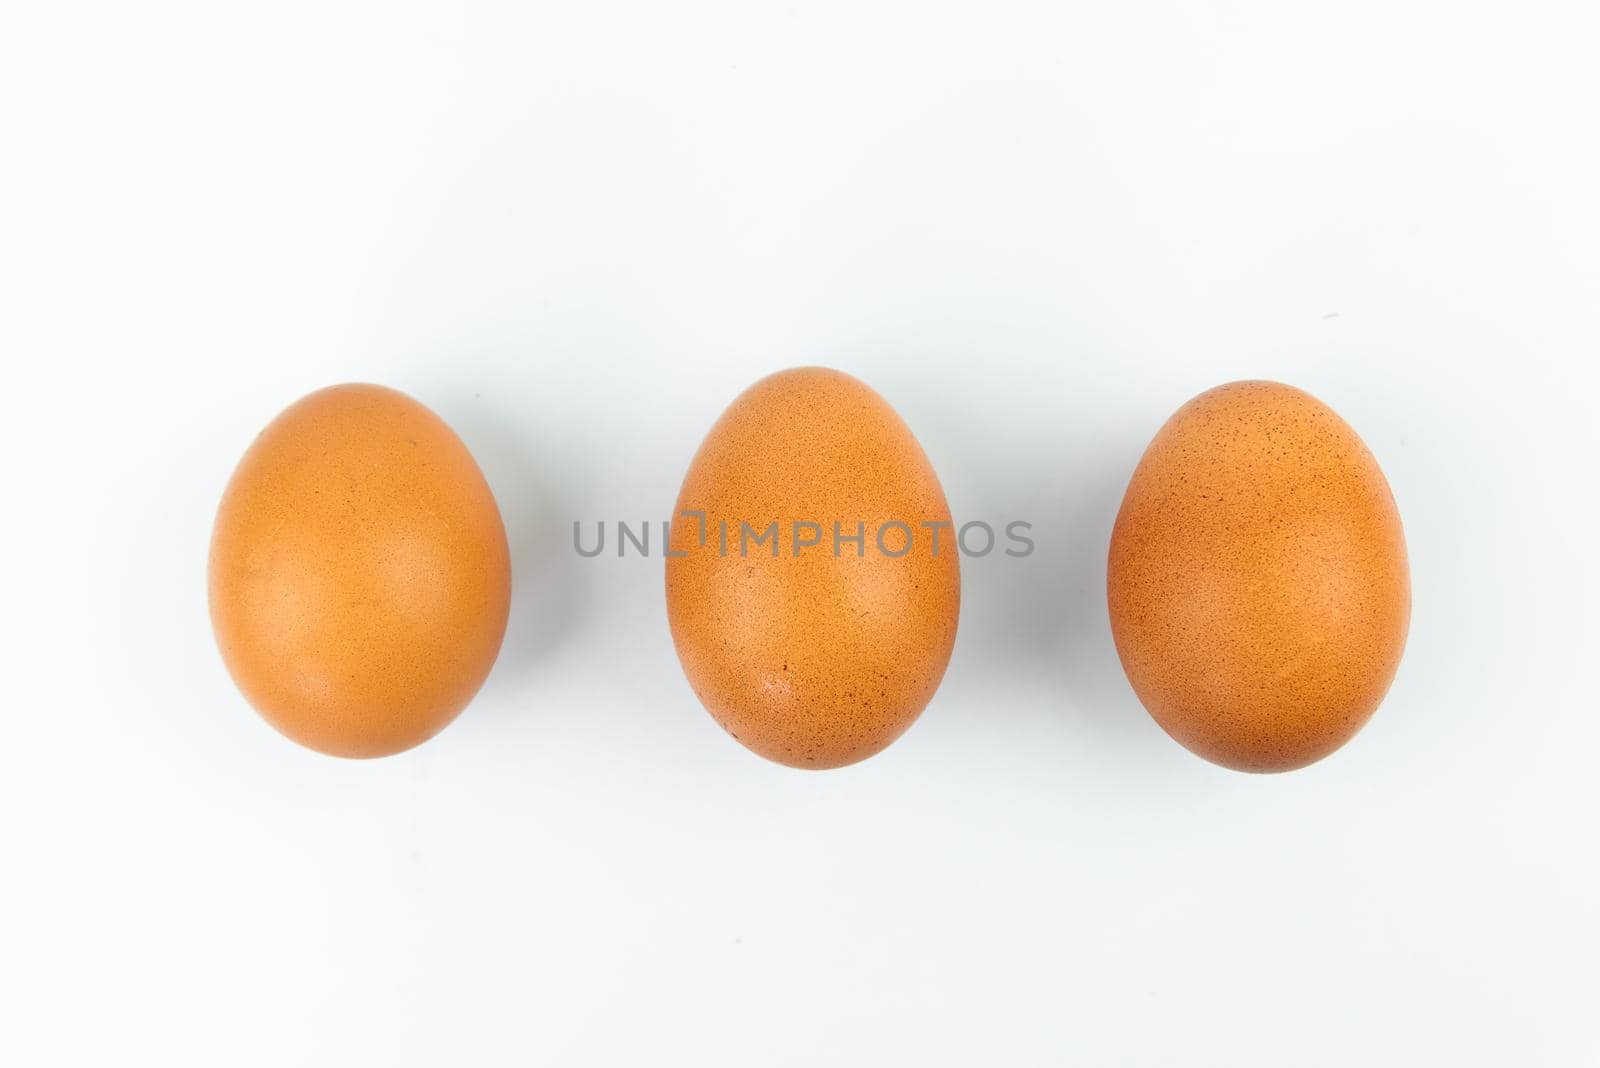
[209,384,511,758]
[1107,381,1410,772]
[665,367,961,769]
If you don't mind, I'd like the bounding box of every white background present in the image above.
[3,2,1597,1065]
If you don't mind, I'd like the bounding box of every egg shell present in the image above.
[665,367,961,769]
[1107,380,1410,772]
[209,384,511,758]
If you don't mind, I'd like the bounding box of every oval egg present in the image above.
[209,384,511,757]
[1107,380,1410,772]
[665,367,961,769]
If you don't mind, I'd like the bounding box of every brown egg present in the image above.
[1107,381,1410,772]
[665,368,961,769]
[209,384,511,758]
